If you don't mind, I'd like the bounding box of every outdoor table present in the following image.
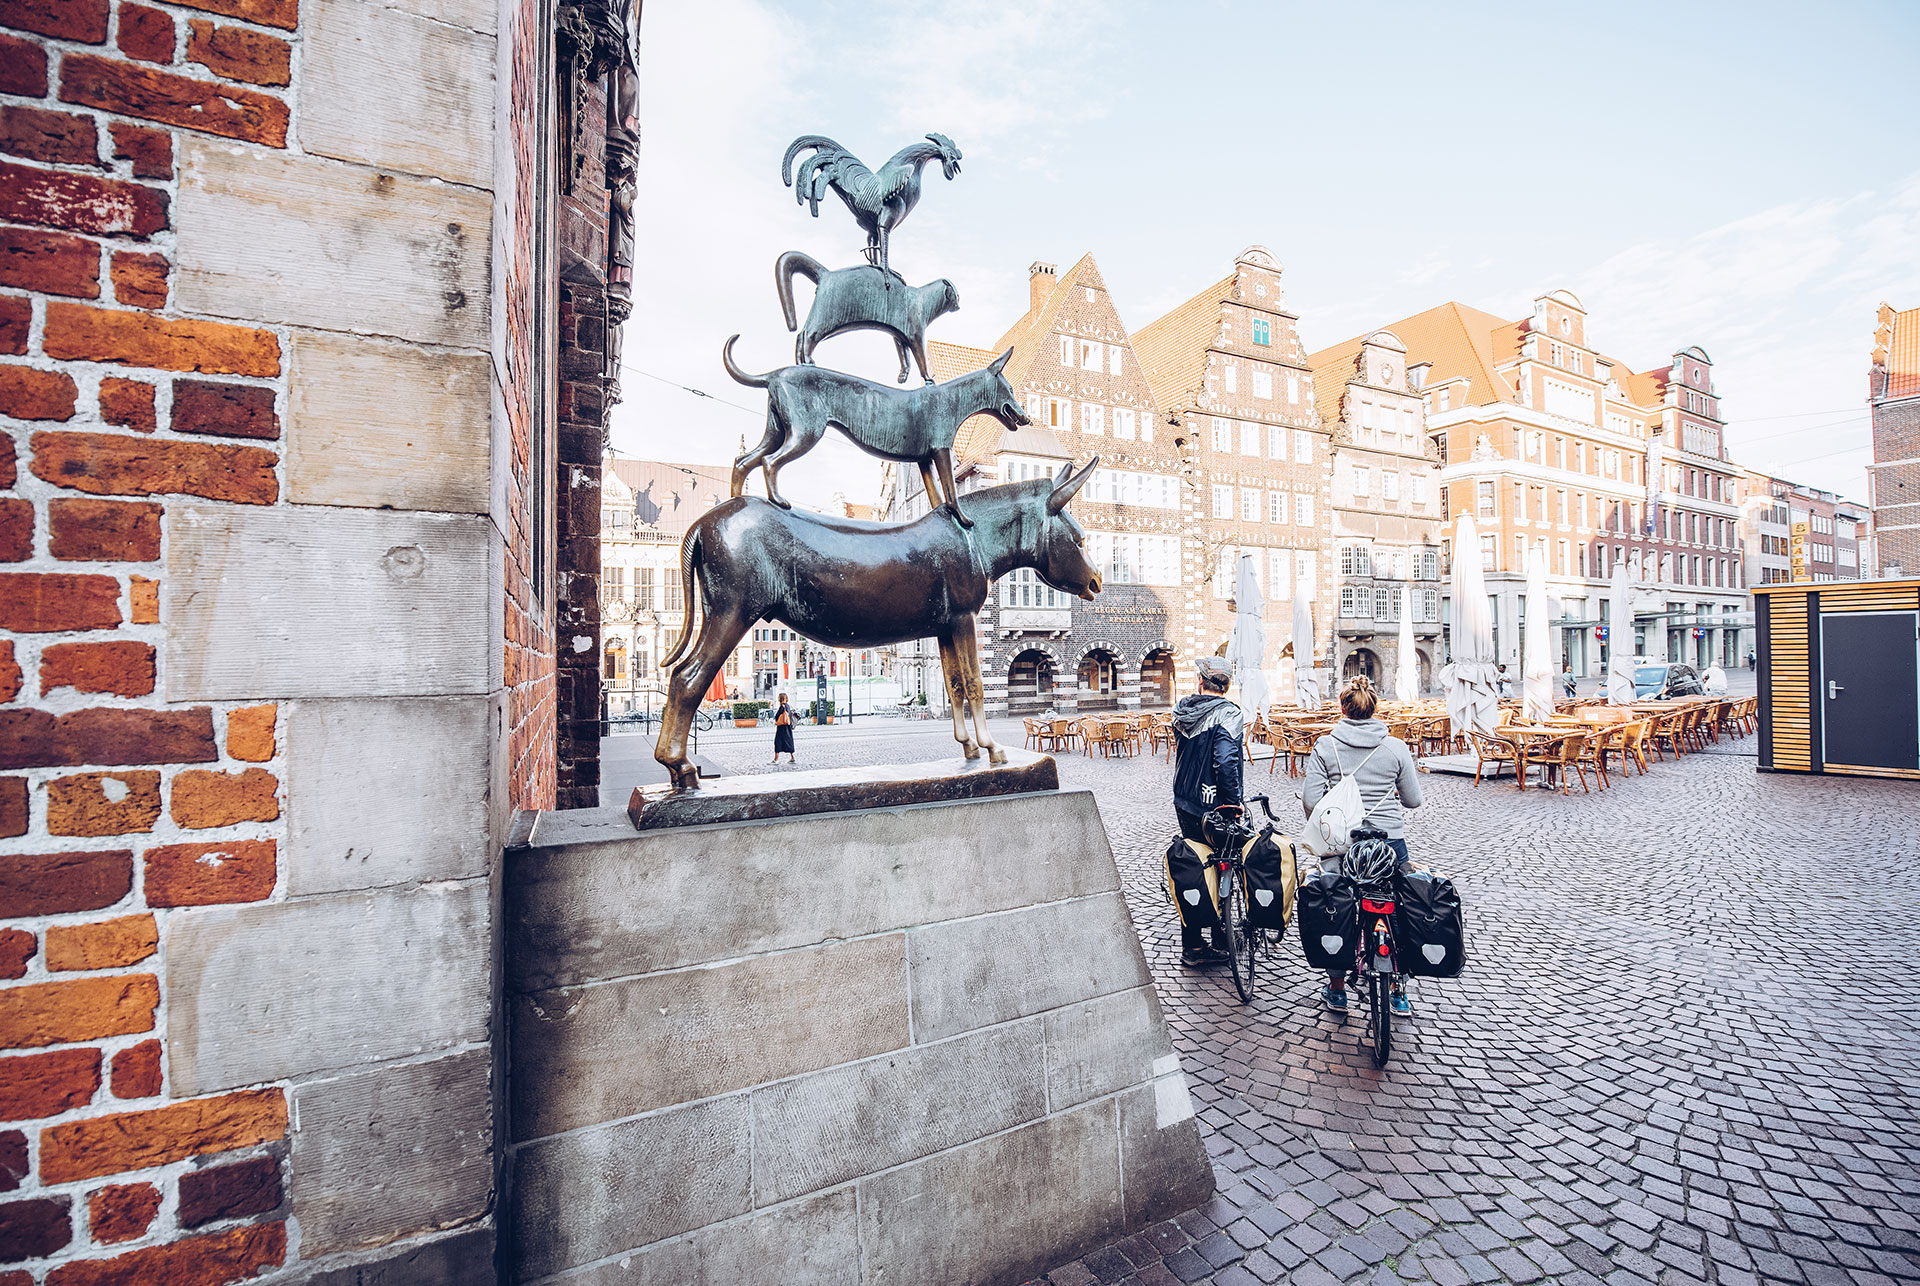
[1501,724,1575,791]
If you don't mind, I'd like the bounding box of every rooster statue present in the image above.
[780,133,962,278]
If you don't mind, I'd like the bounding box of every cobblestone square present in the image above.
[681,718,1920,1286]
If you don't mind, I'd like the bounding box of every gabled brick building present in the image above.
[1871,302,1920,575]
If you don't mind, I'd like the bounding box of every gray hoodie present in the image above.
[1300,718,1422,840]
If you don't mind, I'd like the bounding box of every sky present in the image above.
[616,0,1920,511]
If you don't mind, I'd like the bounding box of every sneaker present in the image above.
[1180,946,1230,969]
[1390,990,1412,1018]
[1322,986,1348,1012]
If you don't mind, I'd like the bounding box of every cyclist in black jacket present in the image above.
[1171,657,1243,967]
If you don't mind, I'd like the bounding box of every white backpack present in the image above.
[1301,743,1390,857]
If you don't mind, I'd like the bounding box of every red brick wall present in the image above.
[0,0,298,1274]
[1872,395,1920,573]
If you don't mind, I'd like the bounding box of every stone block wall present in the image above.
[0,0,539,1277]
[502,790,1214,1284]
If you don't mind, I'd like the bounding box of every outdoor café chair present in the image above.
[1464,731,1518,786]
[1540,730,1592,795]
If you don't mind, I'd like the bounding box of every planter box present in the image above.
[735,718,758,728]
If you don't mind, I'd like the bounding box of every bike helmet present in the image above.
[1202,804,1248,853]
[1346,830,1399,885]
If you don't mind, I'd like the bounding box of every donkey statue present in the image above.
[655,459,1103,790]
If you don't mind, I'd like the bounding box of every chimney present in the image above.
[1028,261,1056,315]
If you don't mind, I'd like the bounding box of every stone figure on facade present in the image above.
[775,250,958,383]
[654,463,1102,790]
[780,133,963,277]
[721,336,1027,528]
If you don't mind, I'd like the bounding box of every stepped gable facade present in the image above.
[1306,328,1446,696]
[882,254,1189,715]
[1872,302,1920,574]
[1132,247,1333,691]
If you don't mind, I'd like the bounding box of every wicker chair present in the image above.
[1539,731,1592,794]
[1616,719,1653,775]
[1465,732,1518,786]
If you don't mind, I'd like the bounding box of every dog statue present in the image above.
[774,250,958,384]
[723,336,1027,528]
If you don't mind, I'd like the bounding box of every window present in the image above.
[1287,374,1299,402]
[1659,552,1671,582]
[1340,586,1363,618]
[1214,550,1235,598]
[1268,424,1287,458]
[1557,540,1568,574]
[1084,532,1181,585]
[1047,397,1069,428]
[1382,472,1399,502]
[1212,417,1233,451]
[603,643,624,681]
[1515,534,1526,570]
[1341,544,1371,576]
[1556,490,1567,524]
[1296,551,1317,602]
[1269,491,1287,524]
[1374,587,1397,622]
[1478,481,1495,518]
[1270,548,1290,595]
[1437,388,1451,411]
[1421,588,1440,621]
[1252,318,1271,345]
[664,576,683,612]
[1294,429,1312,463]
[1081,340,1100,370]
[1059,336,1072,366]
[1481,535,1496,569]
[1241,488,1260,521]
[1113,407,1135,439]
[605,565,625,598]
[1211,485,1231,518]
[1082,403,1104,435]
[1253,370,1272,399]
[1512,481,1525,519]
[1418,548,1440,580]
[999,567,1065,609]
[1294,494,1313,525]
[1412,475,1426,506]
[1352,466,1370,498]
[636,566,655,610]
[1109,346,1123,376]
[1241,421,1260,455]
[1223,361,1237,393]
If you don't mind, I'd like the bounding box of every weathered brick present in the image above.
[0,849,131,916]
[41,640,156,696]
[115,3,173,62]
[49,498,161,561]
[0,161,166,239]
[225,705,273,762]
[0,364,79,421]
[39,1088,285,1182]
[87,1182,157,1244]
[0,497,28,561]
[107,122,169,179]
[0,572,119,632]
[0,1048,100,1121]
[0,707,216,770]
[48,1220,286,1284]
[178,1156,280,1227]
[169,767,277,828]
[184,18,288,86]
[0,0,107,42]
[108,250,165,308]
[0,779,22,840]
[0,974,156,1050]
[42,304,277,375]
[168,0,294,30]
[127,576,157,623]
[44,914,155,971]
[0,1194,71,1261]
[0,295,24,353]
[31,430,278,505]
[47,770,161,836]
[172,379,276,440]
[0,643,16,702]
[0,227,101,299]
[0,1131,23,1191]
[144,838,274,906]
[108,1040,158,1099]
[0,105,98,167]
[0,929,29,979]
[0,33,49,95]
[59,53,288,147]
[97,378,155,432]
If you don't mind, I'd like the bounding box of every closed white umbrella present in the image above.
[1440,514,1499,742]
[1608,561,1636,705]
[1397,583,1418,700]
[1292,577,1318,707]
[1227,552,1269,725]
[1523,546,1555,724]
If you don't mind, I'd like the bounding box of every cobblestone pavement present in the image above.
[692,719,1920,1286]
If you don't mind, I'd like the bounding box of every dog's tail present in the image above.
[774,250,822,333]
[661,526,703,673]
[721,335,772,388]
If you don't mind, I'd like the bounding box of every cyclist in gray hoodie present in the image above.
[1302,675,1423,1016]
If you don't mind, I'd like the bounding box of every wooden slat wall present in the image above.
[1819,585,1920,614]
[1769,593,1812,771]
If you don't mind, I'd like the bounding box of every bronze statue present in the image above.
[780,134,962,277]
[775,250,958,383]
[721,336,1027,529]
[654,462,1101,790]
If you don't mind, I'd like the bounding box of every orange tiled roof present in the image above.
[1305,335,1366,428]
[1312,302,1518,411]
[1878,302,1920,399]
[1131,274,1235,413]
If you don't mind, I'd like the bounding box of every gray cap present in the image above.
[1195,657,1232,685]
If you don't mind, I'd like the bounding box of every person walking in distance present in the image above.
[1562,664,1577,700]
[771,691,796,765]
[1302,676,1423,1016]
[1170,657,1240,968]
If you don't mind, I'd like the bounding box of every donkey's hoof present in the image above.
[988,745,1008,765]
[960,741,981,760]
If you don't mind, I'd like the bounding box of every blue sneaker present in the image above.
[1322,986,1348,1012]
[1390,989,1413,1018]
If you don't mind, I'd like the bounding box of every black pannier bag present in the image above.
[1241,832,1297,931]
[1395,870,1465,978]
[1163,837,1221,931]
[1296,870,1357,971]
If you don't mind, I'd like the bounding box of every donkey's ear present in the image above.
[1047,456,1098,513]
[988,347,1013,375]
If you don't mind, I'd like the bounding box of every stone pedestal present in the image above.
[503,785,1213,1284]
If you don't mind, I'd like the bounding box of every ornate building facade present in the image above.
[1871,301,1920,575]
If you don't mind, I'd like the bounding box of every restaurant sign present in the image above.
[1790,521,1809,582]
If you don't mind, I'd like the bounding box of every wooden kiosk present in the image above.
[1754,577,1920,778]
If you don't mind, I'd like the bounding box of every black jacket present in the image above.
[1171,694,1243,818]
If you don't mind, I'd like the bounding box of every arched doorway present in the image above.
[1416,648,1433,695]
[1078,649,1119,712]
[1342,648,1379,684]
[1006,648,1057,716]
[1140,648,1175,708]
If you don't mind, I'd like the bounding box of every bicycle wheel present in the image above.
[1216,873,1249,1003]
[1367,972,1391,1067]
[1226,870,1256,1003]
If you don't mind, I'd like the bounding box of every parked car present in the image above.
[1632,660,1704,700]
